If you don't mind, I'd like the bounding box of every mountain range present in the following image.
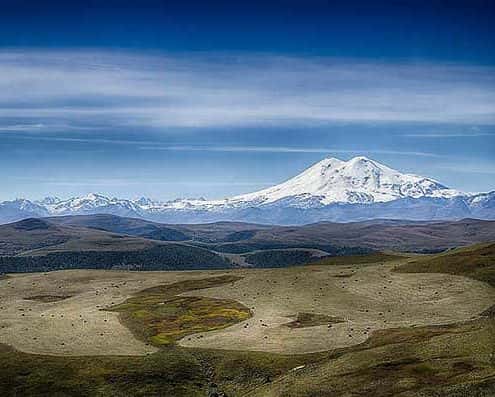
[1,156,494,225]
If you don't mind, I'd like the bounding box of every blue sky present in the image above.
[1,0,494,201]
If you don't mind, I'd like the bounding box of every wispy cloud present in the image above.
[138,145,442,157]
[5,134,442,158]
[405,131,495,138]
[1,50,494,129]
[433,163,495,175]
[5,176,273,188]
[0,122,98,132]
[406,134,494,138]
[41,180,272,187]
[0,123,45,131]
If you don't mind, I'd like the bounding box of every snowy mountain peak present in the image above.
[135,197,155,207]
[83,192,108,201]
[37,196,62,205]
[230,156,460,206]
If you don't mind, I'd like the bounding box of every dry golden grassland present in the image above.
[0,249,494,396]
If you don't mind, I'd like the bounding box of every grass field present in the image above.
[1,316,493,396]
[396,242,495,287]
[247,245,495,397]
[0,249,494,396]
[247,315,495,397]
[179,260,494,353]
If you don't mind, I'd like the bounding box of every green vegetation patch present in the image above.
[197,349,326,397]
[0,342,325,397]
[396,242,495,287]
[0,344,206,397]
[285,312,345,328]
[108,275,252,346]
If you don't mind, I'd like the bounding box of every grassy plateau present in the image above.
[0,247,494,396]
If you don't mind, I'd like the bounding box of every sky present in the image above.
[1,0,494,201]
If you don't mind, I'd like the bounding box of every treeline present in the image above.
[243,246,374,268]
[0,244,231,273]
[197,241,373,255]
[244,250,317,267]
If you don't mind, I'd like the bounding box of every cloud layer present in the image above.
[1,50,494,130]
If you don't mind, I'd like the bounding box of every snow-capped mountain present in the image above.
[227,156,461,207]
[1,156,494,225]
[42,193,142,216]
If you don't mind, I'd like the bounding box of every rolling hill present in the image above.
[0,218,229,273]
[1,215,494,273]
[396,242,495,287]
[30,214,495,254]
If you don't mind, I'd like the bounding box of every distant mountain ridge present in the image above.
[1,156,494,224]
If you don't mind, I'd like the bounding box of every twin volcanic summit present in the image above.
[2,156,494,225]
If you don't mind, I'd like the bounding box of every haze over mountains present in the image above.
[2,156,494,225]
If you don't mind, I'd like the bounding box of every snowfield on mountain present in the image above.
[228,156,462,206]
